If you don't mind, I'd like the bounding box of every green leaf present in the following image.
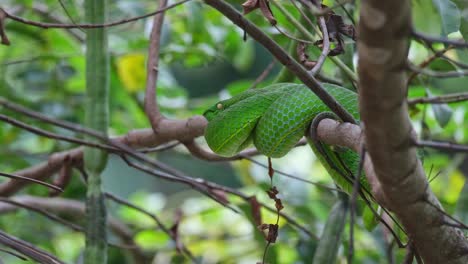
[432,0,461,35]
[413,0,442,35]
[425,89,453,128]
[432,101,453,128]
[312,201,347,264]
[429,58,457,72]
[453,0,468,39]
[135,230,170,250]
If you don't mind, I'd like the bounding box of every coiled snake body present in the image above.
[203,83,364,194]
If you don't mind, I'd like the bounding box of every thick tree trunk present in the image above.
[358,1,468,263]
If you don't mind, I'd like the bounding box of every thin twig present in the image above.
[184,138,308,162]
[0,172,62,193]
[0,97,102,137]
[119,155,236,211]
[0,8,11,45]
[426,44,468,69]
[0,196,147,262]
[0,0,191,29]
[299,0,330,76]
[407,47,452,85]
[415,140,468,153]
[0,229,64,264]
[408,92,468,105]
[412,30,468,48]
[57,0,80,27]
[296,0,354,16]
[0,247,28,261]
[0,114,118,152]
[0,198,83,232]
[288,0,315,31]
[138,141,180,153]
[104,192,197,261]
[120,155,318,239]
[240,155,345,193]
[0,97,209,184]
[348,144,366,263]
[273,25,315,44]
[310,15,330,76]
[408,63,468,78]
[250,60,276,88]
[29,3,84,41]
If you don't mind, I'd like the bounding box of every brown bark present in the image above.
[358,1,468,263]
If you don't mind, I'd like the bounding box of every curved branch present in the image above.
[144,0,167,132]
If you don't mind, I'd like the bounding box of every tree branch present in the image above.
[144,0,167,132]
[412,30,468,48]
[358,1,468,263]
[408,92,468,105]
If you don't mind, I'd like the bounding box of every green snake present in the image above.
[203,83,366,194]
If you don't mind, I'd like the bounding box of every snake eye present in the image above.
[216,103,223,110]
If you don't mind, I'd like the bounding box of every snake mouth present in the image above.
[203,108,218,122]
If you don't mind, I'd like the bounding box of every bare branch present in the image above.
[0,148,83,196]
[0,197,83,232]
[104,192,196,261]
[0,247,27,261]
[0,196,148,263]
[407,46,452,84]
[0,229,64,264]
[0,8,10,45]
[412,30,468,48]
[408,92,468,105]
[250,60,276,88]
[119,155,317,238]
[0,114,117,152]
[408,63,468,78]
[0,172,62,193]
[0,0,191,29]
[144,0,168,132]
[309,15,330,76]
[415,140,468,153]
[30,3,84,41]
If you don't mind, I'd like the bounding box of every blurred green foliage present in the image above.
[0,0,467,263]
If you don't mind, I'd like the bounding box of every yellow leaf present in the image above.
[116,53,146,92]
[446,170,465,204]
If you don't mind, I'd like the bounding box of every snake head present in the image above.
[203,89,259,121]
[203,102,225,122]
